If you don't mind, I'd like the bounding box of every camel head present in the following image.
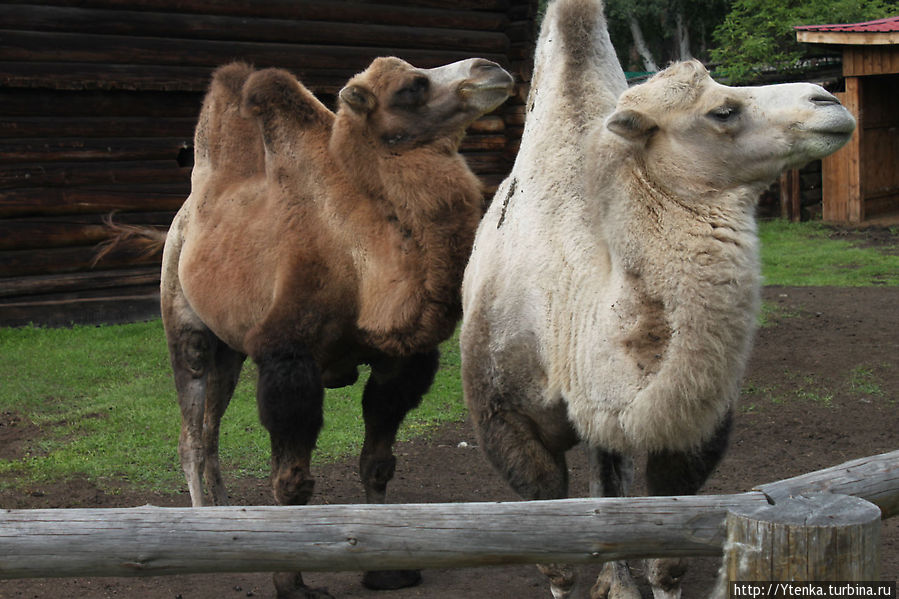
[334,56,514,151]
[602,60,856,196]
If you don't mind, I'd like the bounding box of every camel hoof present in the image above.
[273,572,334,599]
[361,569,422,590]
[591,561,641,599]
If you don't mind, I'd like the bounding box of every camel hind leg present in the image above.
[462,324,581,597]
[165,297,244,507]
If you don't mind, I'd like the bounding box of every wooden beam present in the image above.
[0,212,174,251]
[0,185,187,218]
[0,494,772,579]
[1,30,509,72]
[14,0,511,32]
[0,266,160,299]
[797,30,899,46]
[755,449,899,520]
[0,5,510,54]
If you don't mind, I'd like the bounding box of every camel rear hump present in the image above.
[192,62,264,178]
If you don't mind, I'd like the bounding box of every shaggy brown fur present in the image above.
[152,58,512,598]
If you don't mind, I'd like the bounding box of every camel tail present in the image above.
[91,214,168,267]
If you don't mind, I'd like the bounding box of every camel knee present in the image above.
[256,346,323,506]
[475,409,570,500]
[646,411,732,496]
[645,557,687,599]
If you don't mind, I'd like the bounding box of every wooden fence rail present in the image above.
[0,450,896,580]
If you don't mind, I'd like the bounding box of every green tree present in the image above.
[605,0,730,72]
[711,0,899,82]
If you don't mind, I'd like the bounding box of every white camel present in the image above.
[460,0,856,597]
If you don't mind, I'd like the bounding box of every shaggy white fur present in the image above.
[463,7,855,455]
[461,0,854,597]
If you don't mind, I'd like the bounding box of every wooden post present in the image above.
[779,169,801,222]
[715,493,881,596]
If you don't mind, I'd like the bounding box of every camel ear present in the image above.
[606,109,658,140]
[339,84,377,114]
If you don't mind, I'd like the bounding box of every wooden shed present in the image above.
[796,16,899,224]
[0,0,538,327]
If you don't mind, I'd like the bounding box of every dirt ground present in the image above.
[1,281,897,598]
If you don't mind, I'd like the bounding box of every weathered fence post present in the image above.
[712,493,881,597]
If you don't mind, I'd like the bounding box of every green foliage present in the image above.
[711,0,899,82]
[605,0,730,68]
[758,220,899,286]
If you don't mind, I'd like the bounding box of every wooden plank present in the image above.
[0,494,771,579]
[0,160,190,190]
[0,61,354,95]
[0,244,160,278]
[0,212,174,251]
[0,88,203,117]
[0,266,159,298]
[10,0,510,31]
[0,137,191,164]
[462,151,512,175]
[0,61,215,92]
[796,30,899,47]
[0,116,197,139]
[0,30,509,72]
[460,134,508,152]
[0,5,510,54]
[0,289,161,327]
[756,449,899,520]
[0,185,187,218]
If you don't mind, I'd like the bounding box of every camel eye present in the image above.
[392,76,430,107]
[708,104,740,122]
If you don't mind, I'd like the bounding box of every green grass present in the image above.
[1,220,896,492]
[0,323,466,492]
[759,220,899,286]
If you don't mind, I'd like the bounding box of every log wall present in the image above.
[0,0,537,326]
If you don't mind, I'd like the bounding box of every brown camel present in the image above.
[158,58,512,598]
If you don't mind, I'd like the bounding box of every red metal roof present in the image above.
[795,16,899,33]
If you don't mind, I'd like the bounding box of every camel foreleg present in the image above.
[255,345,331,599]
[356,350,439,590]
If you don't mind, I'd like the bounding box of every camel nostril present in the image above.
[811,94,840,107]
[473,59,502,72]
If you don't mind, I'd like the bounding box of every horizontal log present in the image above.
[0,5,510,54]
[15,0,510,32]
[0,289,161,327]
[0,244,160,278]
[0,185,187,218]
[468,115,506,134]
[0,137,191,164]
[0,61,366,96]
[460,134,508,152]
[0,30,509,72]
[0,494,771,579]
[0,87,203,118]
[0,160,190,190]
[0,116,197,139]
[0,61,216,92]
[0,266,160,299]
[755,449,899,519]
[462,151,513,175]
[0,212,174,251]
